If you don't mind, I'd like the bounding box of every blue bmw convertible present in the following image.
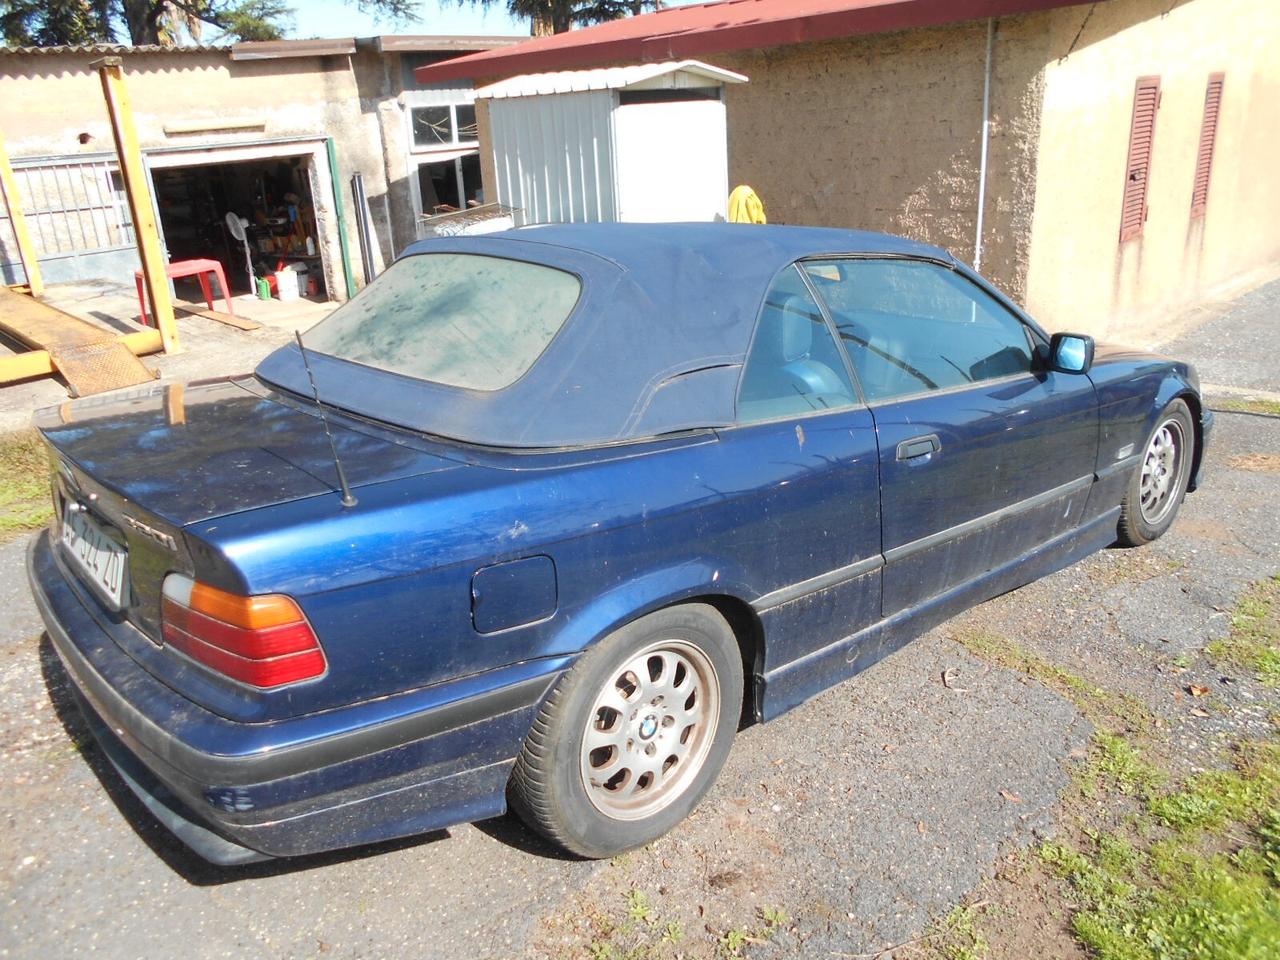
[27,223,1210,864]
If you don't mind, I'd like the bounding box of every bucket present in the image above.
[275,266,299,302]
[293,266,309,297]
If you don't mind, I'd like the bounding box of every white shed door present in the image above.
[613,98,729,223]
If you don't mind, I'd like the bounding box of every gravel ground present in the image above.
[1,280,1276,959]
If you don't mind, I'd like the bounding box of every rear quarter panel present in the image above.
[185,420,875,723]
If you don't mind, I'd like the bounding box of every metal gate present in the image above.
[0,154,138,285]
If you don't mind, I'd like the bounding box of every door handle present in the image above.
[896,434,941,461]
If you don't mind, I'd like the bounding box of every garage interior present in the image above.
[152,154,330,301]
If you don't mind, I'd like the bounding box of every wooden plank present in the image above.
[94,57,179,354]
[0,128,44,297]
[175,304,262,331]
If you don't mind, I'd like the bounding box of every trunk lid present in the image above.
[37,376,463,651]
[37,376,461,527]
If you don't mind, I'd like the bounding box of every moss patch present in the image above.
[0,430,53,544]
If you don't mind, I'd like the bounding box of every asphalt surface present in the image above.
[2,280,1277,959]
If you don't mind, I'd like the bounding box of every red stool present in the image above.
[135,258,235,326]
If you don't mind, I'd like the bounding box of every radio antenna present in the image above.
[294,330,357,508]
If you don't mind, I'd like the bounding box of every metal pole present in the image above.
[974,17,994,273]
[0,128,44,297]
[326,138,358,300]
[93,56,179,353]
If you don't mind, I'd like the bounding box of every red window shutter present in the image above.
[1120,76,1161,243]
[1191,73,1225,218]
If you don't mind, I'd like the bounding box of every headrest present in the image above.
[778,294,814,363]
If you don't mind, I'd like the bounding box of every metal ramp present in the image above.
[0,285,156,396]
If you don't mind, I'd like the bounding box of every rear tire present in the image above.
[508,604,742,858]
[1117,398,1194,547]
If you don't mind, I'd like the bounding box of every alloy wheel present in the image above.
[579,639,720,821]
[1139,418,1186,525]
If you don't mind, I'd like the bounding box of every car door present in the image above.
[801,257,1099,616]
[714,263,883,670]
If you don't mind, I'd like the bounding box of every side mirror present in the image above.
[1048,332,1095,374]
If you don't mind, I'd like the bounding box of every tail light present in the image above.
[160,574,326,688]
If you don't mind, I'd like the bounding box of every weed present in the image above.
[1218,397,1280,417]
[625,889,653,924]
[760,905,789,929]
[0,431,52,544]
[718,927,749,957]
[1207,576,1280,686]
[659,920,682,945]
[936,902,989,960]
[954,630,1154,732]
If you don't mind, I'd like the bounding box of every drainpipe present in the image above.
[974,17,994,272]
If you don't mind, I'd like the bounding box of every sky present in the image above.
[289,1,526,39]
[287,0,703,40]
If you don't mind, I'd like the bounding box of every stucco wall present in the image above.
[715,17,1052,304]
[0,49,382,296]
[1024,0,1280,339]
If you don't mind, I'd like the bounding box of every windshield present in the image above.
[303,253,582,391]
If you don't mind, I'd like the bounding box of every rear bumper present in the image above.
[27,531,566,864]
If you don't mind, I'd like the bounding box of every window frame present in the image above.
[730,262,865,426]
[408,102,481,154]
[795,254,1049,410]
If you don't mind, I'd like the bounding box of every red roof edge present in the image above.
[415,0,1092,84]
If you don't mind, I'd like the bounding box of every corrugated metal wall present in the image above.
[488,91,616,226]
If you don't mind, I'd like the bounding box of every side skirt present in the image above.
[758,506,1121,722]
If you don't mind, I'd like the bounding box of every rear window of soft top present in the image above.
[303,252,581,391]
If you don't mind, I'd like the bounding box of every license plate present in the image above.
[61,505,128,609]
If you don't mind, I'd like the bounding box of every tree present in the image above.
[1,0,114,46]
[1,0,419,46]
[462,0,662,36]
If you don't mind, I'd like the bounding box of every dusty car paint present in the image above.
[27,224,1210,864]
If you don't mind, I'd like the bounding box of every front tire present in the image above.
[1117,398,1194,546]
[508,604,743,858]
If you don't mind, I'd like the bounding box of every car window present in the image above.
[801,259,1034,404]
[303,253,581,391]
[736,265,859,423]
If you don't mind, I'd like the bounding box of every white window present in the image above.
[410,103,478,152]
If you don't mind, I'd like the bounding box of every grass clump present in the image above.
[1041,736,1280,960]
[0,430,53,543]
[955,630,1154,732]
[1218,398,1280,417]
[937,902,989,960]
[1206,576,1280,687]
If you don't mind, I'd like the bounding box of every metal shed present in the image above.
[477,60,747,226]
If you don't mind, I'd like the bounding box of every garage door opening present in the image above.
[152,152,331,302]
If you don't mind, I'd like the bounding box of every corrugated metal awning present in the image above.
[476,60,747,100]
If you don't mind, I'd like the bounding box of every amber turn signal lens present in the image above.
[189,581,304,630]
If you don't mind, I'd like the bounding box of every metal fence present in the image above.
[0,154,137,284]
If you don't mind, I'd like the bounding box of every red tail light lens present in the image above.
[160,575,326,688]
